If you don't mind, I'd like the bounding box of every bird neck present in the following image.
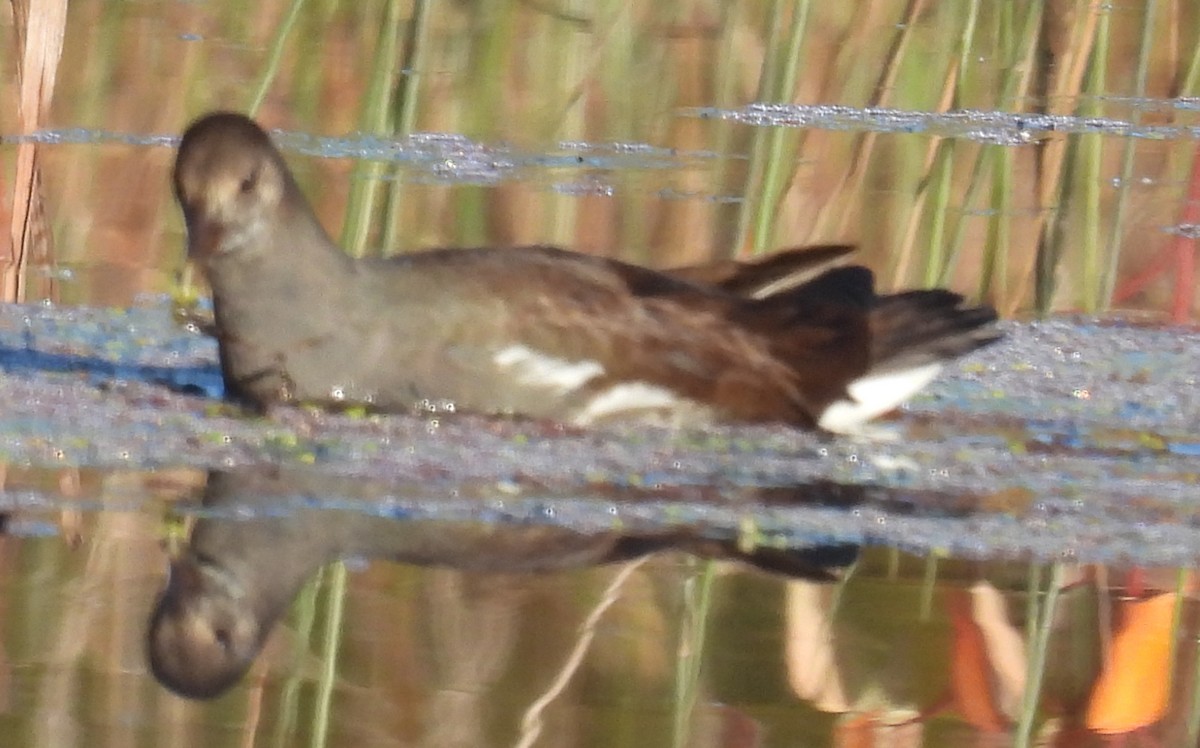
[274,178,356,273]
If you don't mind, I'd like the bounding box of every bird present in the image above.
[173,111,1001,433]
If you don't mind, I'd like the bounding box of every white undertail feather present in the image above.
[574,382,681,425]
[493,345,604,393]
[492,346,687,425]
[492,345,947,431]
[817,363,942,434]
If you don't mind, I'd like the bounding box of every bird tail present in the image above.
[742,266,1000,432]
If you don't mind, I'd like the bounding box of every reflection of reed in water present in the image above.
[421,570,522,748]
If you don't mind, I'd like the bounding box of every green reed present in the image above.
[923,0,980,289]
[248,0,308,116]
[340,0,406,258]
[312,562,349,748]
[736,0,811,258]
[445,1,516,250]
[1079,7,1110,313]
[601,0,655,264]
[275,568,325,748]
[710,3,743,253]
[540,0,587,250]
[976,1,1008,301]
[379,0,433,254]
[1102,0,1161,308]
[935,0,1043,297]
[1014,562,1063,748]
[1032,2,1101,314]
[671,560,715,748]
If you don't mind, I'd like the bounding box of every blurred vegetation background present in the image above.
[2,0,1199,311]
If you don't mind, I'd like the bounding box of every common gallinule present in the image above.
[174,112,1000,432]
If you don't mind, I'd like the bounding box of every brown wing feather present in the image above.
[367,247,997,427]
[389,246,818,424]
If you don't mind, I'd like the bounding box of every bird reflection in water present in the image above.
[146,465,861,699]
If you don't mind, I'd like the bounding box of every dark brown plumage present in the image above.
[174,112,1000,432]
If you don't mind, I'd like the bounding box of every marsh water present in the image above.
[4,1,1200,747]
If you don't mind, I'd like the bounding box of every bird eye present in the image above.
[239,170,258,194]
[213,627,233,653]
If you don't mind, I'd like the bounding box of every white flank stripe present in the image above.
[817,363,942,434]
[574,382,680,425]
[494,344,605,393]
